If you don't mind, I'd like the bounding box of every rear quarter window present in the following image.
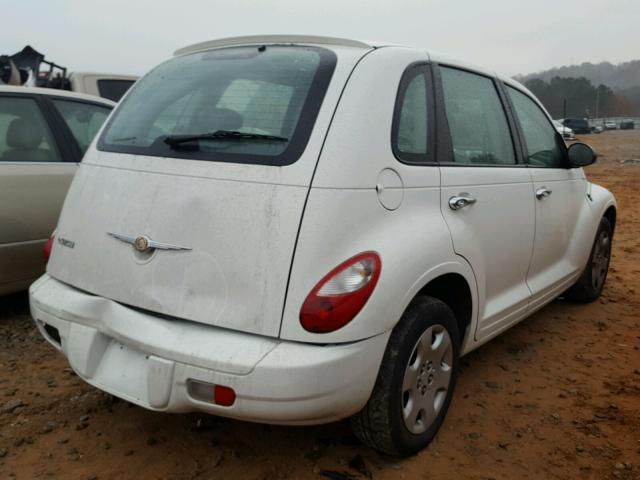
[391,64,433,164]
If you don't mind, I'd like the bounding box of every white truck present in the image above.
[0,45,136,101]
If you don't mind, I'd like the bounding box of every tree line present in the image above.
[522,76,639,119]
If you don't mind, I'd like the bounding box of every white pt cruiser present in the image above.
[30,35,616,455]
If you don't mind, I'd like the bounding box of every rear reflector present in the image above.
[187,380,236,407]
[214,385,236,407]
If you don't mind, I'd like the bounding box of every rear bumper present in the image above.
[29,275,389,425]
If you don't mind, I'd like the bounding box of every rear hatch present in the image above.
[47,43,367,337]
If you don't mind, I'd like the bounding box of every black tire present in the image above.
[350,296,460,456]
[564,217,612,303]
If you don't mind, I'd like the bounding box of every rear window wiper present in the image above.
[164,130,288,146]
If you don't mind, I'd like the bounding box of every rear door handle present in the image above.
[535,187,552,200]
[449,194,477,210]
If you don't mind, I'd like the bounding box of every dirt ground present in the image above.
[1,131,639,480]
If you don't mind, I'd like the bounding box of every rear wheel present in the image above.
[351,296,460,456]
[565,217,612,303]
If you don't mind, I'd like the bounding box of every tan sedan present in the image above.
[0,86,114,294]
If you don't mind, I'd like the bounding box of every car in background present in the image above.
[0,86,114,295]
[604,121,617,130]
[620,119,635,130]
[65,73,137,102]
[2,46,137,102]
[553,120,575,140]
[561,118,590,134]
[591,125,604,134]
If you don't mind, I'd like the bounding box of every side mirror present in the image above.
[567,142,597,168]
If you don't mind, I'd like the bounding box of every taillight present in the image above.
[44,234,55,262]
[300,252,381,333]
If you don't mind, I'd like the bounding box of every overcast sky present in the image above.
[4,0,639,78]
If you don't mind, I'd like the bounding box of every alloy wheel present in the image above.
[401,324,453,434]
[591,230,611,291]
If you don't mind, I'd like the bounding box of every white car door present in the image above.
[505,86,588,307]
[436,66,535,341]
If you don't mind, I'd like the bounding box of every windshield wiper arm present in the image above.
[164,130,288,146]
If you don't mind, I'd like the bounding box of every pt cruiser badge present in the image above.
[107,232,192,253]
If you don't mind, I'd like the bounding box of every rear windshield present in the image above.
[98,46,336,166]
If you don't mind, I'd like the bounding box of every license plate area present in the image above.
[92,341,150,404]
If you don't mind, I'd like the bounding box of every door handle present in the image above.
[535,187,552,200]
[449,194,477,210]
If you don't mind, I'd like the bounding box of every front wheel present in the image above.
[565,216,612,303]
[351,296,460,456]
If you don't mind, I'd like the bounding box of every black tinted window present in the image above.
[97,79,135,102]
[507,87,565,168]
[99,46,336,166]
[440,67,515,165]
[392,66,429,162]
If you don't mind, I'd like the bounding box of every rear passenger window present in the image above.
[0,96,61,162]
[507,86,566,168]
[440,67,515,165]
[52,99,112,155]
[392,66,430,163]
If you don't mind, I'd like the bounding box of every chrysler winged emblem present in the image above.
[107,232,192,253]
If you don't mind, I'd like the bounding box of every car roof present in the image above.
[173,35,530,91]
[0,85,116,106]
